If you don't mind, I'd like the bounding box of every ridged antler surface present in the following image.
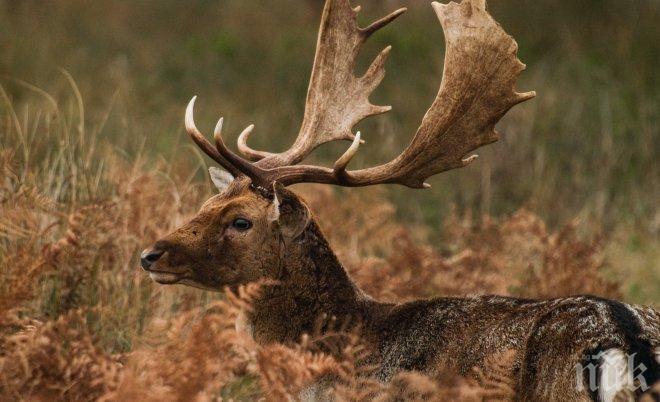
[249,0,405,168]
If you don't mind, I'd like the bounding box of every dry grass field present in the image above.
[0,0,658,400]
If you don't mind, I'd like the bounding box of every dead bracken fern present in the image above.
[0,309,122,401]
[104,283,262,402]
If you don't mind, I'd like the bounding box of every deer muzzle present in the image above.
[140,248,164,270]
[140,247,186,284]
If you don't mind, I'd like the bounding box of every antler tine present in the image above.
[185,97,243,178]
[333,131,362,175]
[361,45,394,107]
[211,114,270,186]
[360,7,407,38]
[237,125,272,162]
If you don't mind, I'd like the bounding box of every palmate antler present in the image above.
[185,0,535,190]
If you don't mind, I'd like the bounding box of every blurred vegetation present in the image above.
[1,0,658,301]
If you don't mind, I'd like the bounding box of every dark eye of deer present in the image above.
[232,218,252,231]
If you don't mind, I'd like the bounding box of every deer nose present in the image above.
[140,248,164,270]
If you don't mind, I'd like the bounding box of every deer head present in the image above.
[141,0,535,291]
[141,174,310,290]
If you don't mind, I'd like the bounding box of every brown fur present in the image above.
[143,180,660,401]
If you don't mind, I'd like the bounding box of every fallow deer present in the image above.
[141,0,660,400]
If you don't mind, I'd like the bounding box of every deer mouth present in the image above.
[147,270,186,284]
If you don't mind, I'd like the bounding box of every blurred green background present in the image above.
[1,0,658,299]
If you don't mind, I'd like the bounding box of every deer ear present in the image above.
[268,182,310,240]
[208,167,234,193]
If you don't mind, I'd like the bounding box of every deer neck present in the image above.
[243,220,380,344]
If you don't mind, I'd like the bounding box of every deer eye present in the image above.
[232,218,252,231]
